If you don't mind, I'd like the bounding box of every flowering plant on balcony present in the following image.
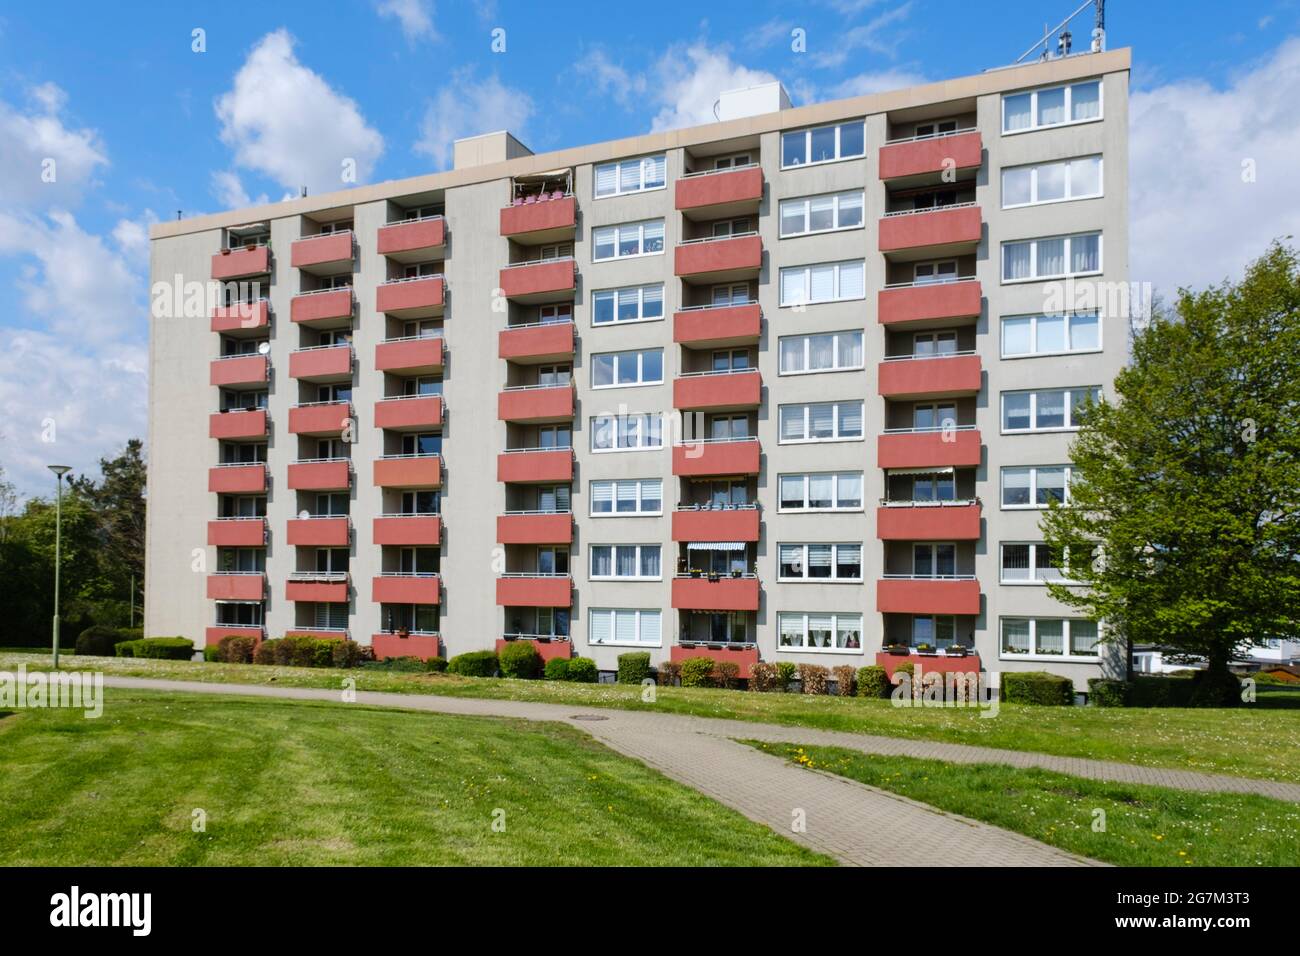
[915,642,936,654]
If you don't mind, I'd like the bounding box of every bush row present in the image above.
[75,625,144,657]
[115,637,194,660]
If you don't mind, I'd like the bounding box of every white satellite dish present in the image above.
[298,509,310,520]
[257,340,271,355]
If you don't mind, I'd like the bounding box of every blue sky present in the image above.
[1,0,1298,497]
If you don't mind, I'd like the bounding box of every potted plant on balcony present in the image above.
[916,642,936,655]
[884,643,910,655]
[689,567,702,578]
[730,567,743,579]
[707,571,720,582]
[946,644,968,657]
[396,627,410,640]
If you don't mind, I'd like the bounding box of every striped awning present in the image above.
[885,466,955,476]
[687,541,746,550]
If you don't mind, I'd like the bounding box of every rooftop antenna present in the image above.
[1092,0,1106,53]
[176,209,182,220]
[1014,0,1102,64]
[300,186,308,198]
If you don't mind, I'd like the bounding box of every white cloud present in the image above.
[1131,37,1300,296]
[214,29,384,197]
[648,44,779,132]
[575,50,646,108]
[375,0,437,41]
[0,83,107,208]
[809,2,913,69]
[827,69,928,99]
[414,72,534,170]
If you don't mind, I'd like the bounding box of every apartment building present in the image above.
[146,48,1130,686]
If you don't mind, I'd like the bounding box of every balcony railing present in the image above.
[882,424,977,434]
[880,497,980,507]
[882,201,979,219]
[882,349,976,362]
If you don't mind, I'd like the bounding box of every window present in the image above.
[778,472,863,511]
[779,402,863,443]
[313,493,349,516]
[535,484,571,513]
[912,402,956,431]
[1002,387,1101,432]
[1002,79,1102,133]
[1001,617,1099,659]
[777,612,863,652]
[778,331,864,375]
[400,490,440,515]
[779,260,865,306]
[400,433,442,456]
[778,544,863,582]
[1001,465,1073,508]
[590,478,662,516]
[401,263,439,279]
[536,424,571,449]
[385,603,439,634]
[219,495,266,518]
[779,190,865,237]
[914,261,958,285]
[533,607,570,638]
[403,319,442,338]
[912,331,958,357]
[707,414,750,440]
[1000,543,1073,583]
[590,544,662,580]
[711,283,751,306]
[538,304,573,324]
[592,284,664,325]
[1002,156,1103,207]
[536,546,569,575]
[591,349,664,388]
[589,608,662,646]
[217,548,265,573]
[592,220,665,261]
[914,119,959,138]
[215,602,262,627]
[709,349,750,372]
[536,365,571,387]
[1001,312,1099,357]
[912,543,957,578]
[397,547,439,575]
[712,154,752,169]
[594,155,666,197]
[910,615,961,648]
[312,602,349,630]
[709,217,753,237]
[888,470,956,502]
[591,413,663,452]
[1002,232,1102,282]
[313,548,349,574]
[781,121,866,168]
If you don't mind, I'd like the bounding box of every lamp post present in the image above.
[48,465,71,668]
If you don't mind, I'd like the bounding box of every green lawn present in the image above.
[5,651,1300,785]
[0,690,828,866]
[753,742,1300,867]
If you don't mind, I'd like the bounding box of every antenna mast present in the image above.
[1014,0,1105,64]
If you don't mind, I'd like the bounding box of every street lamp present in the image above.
[48,465,71,668]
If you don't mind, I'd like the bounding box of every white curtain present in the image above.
[1037,238,1065,277]
[1003,242,1032,281]
[837,402,863,437]
[837,261,864,299]
[1070,234,1100,274]
[837,332,863,367]
[835,472,861,507]
[808,334,834,369]
[808,473,834,507]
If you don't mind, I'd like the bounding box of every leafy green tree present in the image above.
[70,439,146,602]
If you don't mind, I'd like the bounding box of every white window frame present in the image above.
[777,330,865,376]
[588,608,663,647]
[592,284,664,326]
[999,542,1076,585]
[999,616,1100,662]
[590,413,664,453]
[777,472,864,513]
[779,259,866,307]
[1001,155,1104,209]
[1001,386,1101,433]
[590,348,664,389]
[776,611,865,654]
[1000,465,1075,510]
[589,478,663,517]
[780,120,866,170]
[592,220,665,262]
[589,544,663,582]
[777,543,864,583]
[1001,79,1104,135]
[1001,232,1103,284]
[593,155,667,198]
[1000,311,1102,358]
[778,401,865,444]
[778,190,866,238]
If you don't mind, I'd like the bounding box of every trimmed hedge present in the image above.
[330,640,370,668]
[1087,678,1128,707]
[856,665,889,699]
[216,634,256,664]
[276,635,334,668]
[364,656,426,672]
[543,657,570,681]
[498,641,543,679]
[116,637,195,660]
[447,650,498,677]
[424,656,448,673]
[565,657,598,683]
[76,625,138,657]
[748,661,778,692]
[798,663,829,695]
[203,645,221,662]
[715,661,740,690]
[679,657,715,688]
[1001,670,1074,706]
[253,639,280,665]
[832,665,857,697]
[1087,674,1238,708]
[617,652,652,685]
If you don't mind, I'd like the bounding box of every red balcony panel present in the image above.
[376,337,443,374]
[673,370,761,412]
[497,450,573,484]
[498,260,576,299]
[206,574,264,601]
[288,402,351,436]
[377,218,446,257]
[210,300,269,334]
[498,322,575,362]
[209,465,267,494]
[675,166,764,212]
[209,409,267,440]
[289,346,352,381]
[878,280,982,327]
[205,626,262,648]
[495,576,571,607]
[210,355,268,388]
[495,638,571,662]
[498,386,573,423]
[499,196,576,238]
[373,456,442,488]
[879,205,982,253]
[671,508,760,542]
[286,517,350,547]
[875,651,980,681]
[670,644,759,679]
[672,440,760,477]
[375,396,443,431]
[286,460,351,491]
[671,576,760,612]
[674,236,762,278]
[372,515,441,546]
[876,503,982,541]
[207,518,266,547]
[879,131,982,181]
[497,513,573,545]
[673,304,761,348]
[877,430,981,469]
[376,277,445,315]
[876,578,981,616]
[878,355,982,400]
[290,289,353,325]
[211,246,269,281]
[290,232,353,270]
[373,633,441,661]
[372,575,441,604]
[285,578,349,602]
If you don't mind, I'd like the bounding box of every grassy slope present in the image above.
[4,651,1299,784]
[0,691,828,866]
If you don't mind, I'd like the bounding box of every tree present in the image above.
[69,439,146,607]
[1041,242,1300,706]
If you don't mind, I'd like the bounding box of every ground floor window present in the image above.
[1001,617,1099,658]
[215,601,262,627]
[778,612,863,652]
[383,604,439,634]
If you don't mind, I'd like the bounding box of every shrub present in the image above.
[217,634,256,664]
[1129,675,1196,707]
[1252,670,1300,685]
[798,663,829,695]
[1002,671,1074,706]
[565,657,598,683]
[856,665,889,699]
[364,656,425,672]
[656,660,681,686]
[330,640,370,668]
[498,641,543,679]
[774,661,798,692]
[253,639,280,665]
[424,656,448,673]
[679,657,715,688]
[748,661,778,692]
[116,637,194,660]
[832,665,857,697]
[543,657,571,681]
[1188,668,1243,708]
[276,635,333,668]
[715,661,740,690]
[1087,678,1128,707]
[617,652,652,685]
[447,650,498,678]
[203,645,221,662]
[76,625,135,657]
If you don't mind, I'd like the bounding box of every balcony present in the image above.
[285,516,350,547]
[672,438,760,477]
[498,384,573,424]
[498,321,575,363]
[286,574,349,603]
[286,459,351,491]
[376,276,445,317]
[373,515,441,546]
[674,235,762,281]
[497,512,573,545]
[372,632,441,661]
[673,369,761,413]
[879,130,982,182]
[376,336,443,375]
[495,575,571,608]
[288,401,351,437]
[375,395,443,431]
[209,409,267,440]
[877,428,982,469]
[879,204,982,257]
[373,455,441,489]
[204,625,262,648]
[207,518,266,547]
[675,165,763,217]
[495,637,571,662]
[498,258,575,301]
[671,575,760,612]
[497,449,573,484]
[377,216,446,261]
[674,302,761,348]
[499,196,576,240]
[878,353,982,400]
[211,245,269,281]
[290,288,353,327]
[878,279,982,328]
[875,650,980,680]
[211,300,269,335]
[209,464,266,494]
[210,355,268,388]
[876,577,980,616]
[289,345,352,383]
[671,505,760,542]
[876,501,982,541]
[372,574,441,604]
[290,232,353,274]
[670,644,760,679]
[206,573,264,601]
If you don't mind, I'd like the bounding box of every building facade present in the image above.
[146,49,1131,685]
